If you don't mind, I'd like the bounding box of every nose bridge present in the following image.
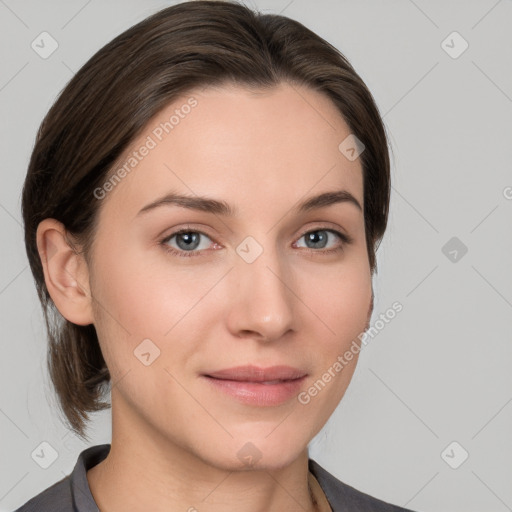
[230,233,296,340]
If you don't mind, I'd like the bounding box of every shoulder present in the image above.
[309,459,419,512]
[13,443,110,512]
[13,475,73,512]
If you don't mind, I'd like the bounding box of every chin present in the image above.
[202,431,309,472]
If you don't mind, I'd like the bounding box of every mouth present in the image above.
[201,365,308,406]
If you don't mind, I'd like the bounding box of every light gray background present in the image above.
[1,1,511,511]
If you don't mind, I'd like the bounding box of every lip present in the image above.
[201,365,308,406]
[203,365,307,382]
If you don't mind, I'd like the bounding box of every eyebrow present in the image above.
[136,189,362,218]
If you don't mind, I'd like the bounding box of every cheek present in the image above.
[333,273,371,341]
[300,263,371,415]
[93,241,195,333]
[299,256,372,345]
[90,244,218,369]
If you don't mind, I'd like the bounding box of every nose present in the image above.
[226,244,297,343]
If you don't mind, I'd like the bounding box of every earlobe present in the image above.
[36,218,94,326]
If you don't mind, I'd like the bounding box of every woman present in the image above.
[17,1,416,511]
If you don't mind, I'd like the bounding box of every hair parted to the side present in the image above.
[22,0,391,440]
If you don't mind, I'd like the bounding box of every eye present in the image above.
[160,228,216,258]
[160,226,353,258]
[293,228,351,254]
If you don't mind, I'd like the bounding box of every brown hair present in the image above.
[22,0,391,440]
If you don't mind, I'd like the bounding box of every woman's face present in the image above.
[87,81,372,470]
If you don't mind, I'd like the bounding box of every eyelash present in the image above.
[159,226,353,258]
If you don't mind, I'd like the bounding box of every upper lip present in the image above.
[203,365,307,382]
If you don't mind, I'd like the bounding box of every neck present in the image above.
[87,398,317,512]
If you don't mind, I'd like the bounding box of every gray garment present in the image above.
[14,444,417,511]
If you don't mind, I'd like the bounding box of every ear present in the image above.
[36,218,94,326]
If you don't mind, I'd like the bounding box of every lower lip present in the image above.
[202,375,307,406]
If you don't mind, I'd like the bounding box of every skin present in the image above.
[37,81,374,512]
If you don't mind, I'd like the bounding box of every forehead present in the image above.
[98,81,364,222]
